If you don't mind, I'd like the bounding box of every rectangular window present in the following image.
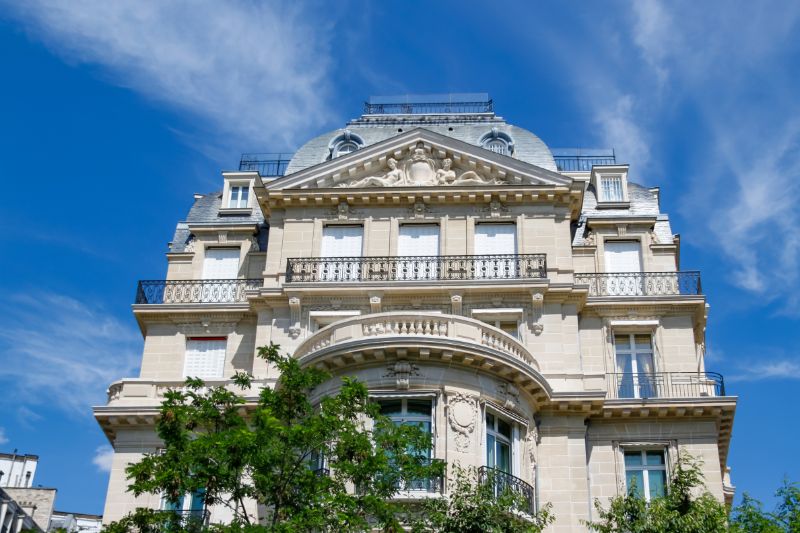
[202,248,240,280]
[320,225,363,281]
[378,398,434,491]
[614,333,656,398]
[184,338,227,379]
[600,176,624,202]
[485,411,513,474]
[397,224,439,280]
[474,223,517,278]
[228,185,250,208]
[624,449,667,501]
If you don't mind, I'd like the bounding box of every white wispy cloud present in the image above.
[1,0,335,154]
[0,427,8,445]
[727,359,800,383]
[92,445,115,473]
[0,292,140,417]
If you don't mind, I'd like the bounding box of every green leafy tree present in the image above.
[729,481,800,532]
[104,343,444,532]
[585,452,728,533]
[411,465,554,533]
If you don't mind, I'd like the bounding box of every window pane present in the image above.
[499,322,519,339]
[626,470,645,498]
[614,334,633,352]
[646,451,665,466]
[601,176,623,201]
[635,335,652,352]
[240,187,249,206]
[649,470,667,499]
[406,399,432,416]
[379,400,402,417]
[624,451,643,467]
[487,434,496,467]
[497,418,512,439]
[486,412,495,427]
[496,441,511,473]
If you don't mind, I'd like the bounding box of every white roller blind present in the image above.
[184,338,227,379]
[474,224,517,255]
[321,225,363,257]
[474,224,517,278]
[604,241,642,273]
[398,225,439,280]
[202,248,240,279]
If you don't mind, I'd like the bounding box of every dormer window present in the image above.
[591,165,630,207]
[228,185,250,208]
[329,130,365,159]
[600,175,624,202]
[479,128,515,156]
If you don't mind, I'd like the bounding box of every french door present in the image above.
[320,225,363,281]
[614,333,656,398]
[474,223,517,278]
[397,224,439,280]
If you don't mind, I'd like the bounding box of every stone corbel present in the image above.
[497,381,520,411]
[369,293,382,313]
[385,360,419,390]
[450,292,463,315]
[288,295,301,338]
[218,231,228,244]
[530,290,545,335]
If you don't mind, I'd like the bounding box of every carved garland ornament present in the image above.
[447,392,478,452]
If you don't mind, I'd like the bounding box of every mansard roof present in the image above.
[286,119,558,174]
[268,128,572,192]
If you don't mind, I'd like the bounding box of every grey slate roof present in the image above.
[572,182,675,246]
[285,116,557,174]
[168,192,266,253]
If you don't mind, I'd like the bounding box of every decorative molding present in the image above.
[329,202,363,220]
[369,294,383,313]
[530,290,545,336]
[288,296,301,338]
[450,293,463,315]
[172,315,241,336]
[447,392,478,452]
[218,231,228,244]
[384,360,420,390]
[249,235,260,252]
[617,224,627,237]
[479,199,510,218]
[497,381,520,411]
[526,422,539,473]
[584,230,596,246]
[184,235,196,253]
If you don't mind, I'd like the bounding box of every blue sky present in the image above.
[0,0,798,517]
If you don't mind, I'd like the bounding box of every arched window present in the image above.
[480,128,515,156]
[329,130,365,159]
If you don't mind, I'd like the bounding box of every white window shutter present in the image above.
[202,248,240,279]
[604,242,642,273]
[320,226,363,257]
[184,339,227,379]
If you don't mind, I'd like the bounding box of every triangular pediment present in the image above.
[266,128,572,191]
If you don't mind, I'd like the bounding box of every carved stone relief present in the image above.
[384,360,420,390]
[478,200,510,218]
[338,146,507,188]
[288,296,301,338]
[530,291,545,336]
[447,392,478,452]
[497,381,520,411]
[526,422,539,475]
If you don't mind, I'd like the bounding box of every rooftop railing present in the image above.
[606,372,726,399]
[286,254,547,283]
[574,272,701,297]
[364,93,493,115]
[551,148,616,172]
[239,153,293,177]
[135,279,261,304]
[478,466,536,515]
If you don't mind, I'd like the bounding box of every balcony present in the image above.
[574,271,701,297]
[478,466,536,515]
[135,279,261,304]
[238,153,292,177]
[606,372,726,400]
[286,254,547,283]
[551,148,616,172]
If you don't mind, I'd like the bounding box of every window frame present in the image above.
[483,405,523,477]
[183,336,228,380]
[591,165,630,207]
[621,447,669,502]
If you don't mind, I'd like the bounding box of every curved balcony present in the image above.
[294,312,550,398]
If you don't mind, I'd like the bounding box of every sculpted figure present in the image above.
[435,158,457,185]
[452,169,493,185]
[348,158,404,187]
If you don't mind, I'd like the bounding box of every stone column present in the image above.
[14,513,24,533]
[536,414,591,532]
[0,501,8,532]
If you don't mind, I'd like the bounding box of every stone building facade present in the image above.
[95,96,736,532]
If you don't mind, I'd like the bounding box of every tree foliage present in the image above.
[104,343,444,532]
[411,465,554,533]
[585,452,729,533]
[729,481,800,532]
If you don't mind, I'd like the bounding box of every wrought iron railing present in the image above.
[574,271,701,296]
[286,254,547,283]
[239,153,292,176]
[551,148,616,172]
[135,279,261,304]
[398,458,445,493]
[478,466,535,515]
[606,372,726,399]
[364,100,493,115]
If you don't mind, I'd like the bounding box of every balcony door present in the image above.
[474,223,517,278]
[202,248,240,280]
[320,225,363,281]
[614,333,655,398]
[604,241,642,295]
[397,224,439,280]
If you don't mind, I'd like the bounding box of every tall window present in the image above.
[320,225,363,281]
[624,449,667,501]
[474,223,517,278]
[202,248,240,280]
[184,338,227,379]
[378,398,434,491]
[486,411,512,474]
[397,224,439,280]
[228,185,250,208]
[600,175,624,202]
[614,333,655,398]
